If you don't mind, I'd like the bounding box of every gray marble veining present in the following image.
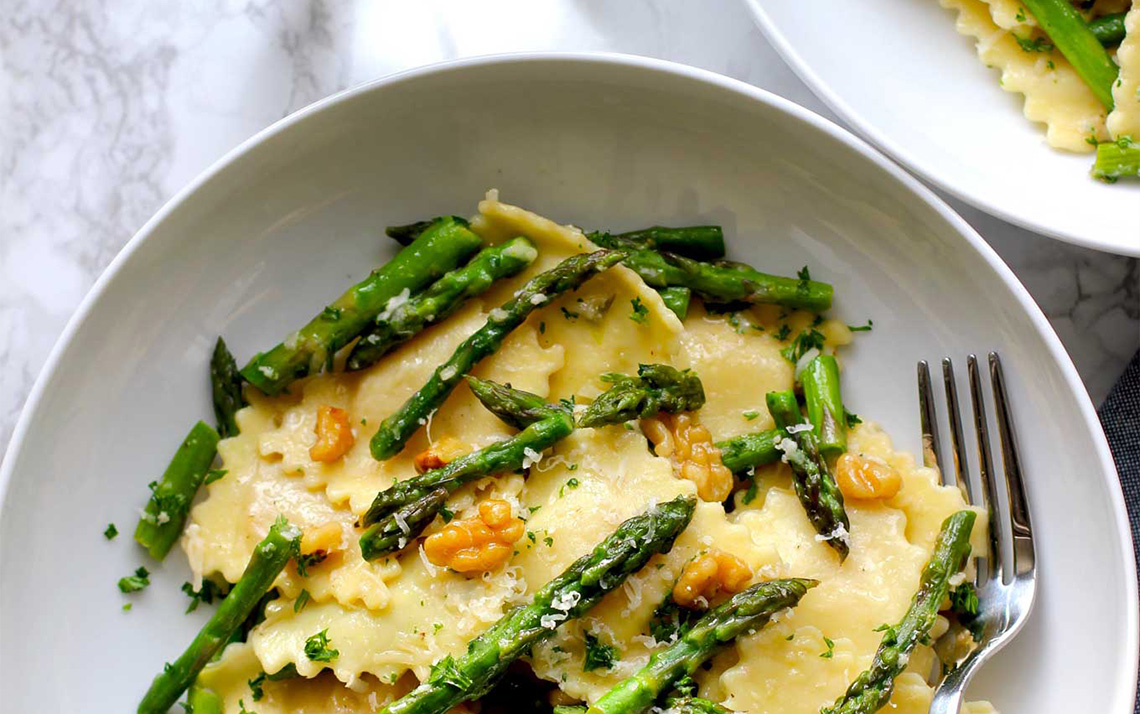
[1,0,1137,455]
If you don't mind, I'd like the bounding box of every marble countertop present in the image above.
[1,0,1137,456]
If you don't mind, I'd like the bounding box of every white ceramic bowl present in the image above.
[0,54,1134,712]
[746,0,1140,256]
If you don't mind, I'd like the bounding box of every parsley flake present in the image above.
[118,566,151,594]
[629,297,649,324]
[104,523,119,540]
[182,579,226,613]
[583,633,618,672]
[294,589,311,613]
[820,637,835,658]
[303,629,340,663]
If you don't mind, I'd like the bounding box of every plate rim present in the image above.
[743,0,1140,258]
[0,51,1135,708]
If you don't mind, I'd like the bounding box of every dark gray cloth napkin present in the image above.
[1096,350,1140,714]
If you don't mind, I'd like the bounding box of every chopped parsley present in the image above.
[742,469,759,505]
[439,506,455,523]
[560,307,579,321]
[122,603,132,612]
[237,698,257,714]
[629,297,649,324]
[321,306,342,322]
[797,265,812,282]
[248,672,267,701]
[526,531,537,545]
[775,324,791,341]
[1015,35,1053,53]
[544,535,554,547]
[204,468,228,485]
[844,409,863,428]
[539,321,546,335]
[785,633,795,641]
[303,629,339,662]
[780,328,826,364]
[950,584,979,615]
[103,523,119,540]
[1015,7,1026,21]
[583,633,618,672]
[294,589,311,613]
[559,477,580,498]
[743,410,760,421]
[118,566,151,594]
[182,579,226,613]
[820,636,835,659]
[295,550,328,578]
[848,319,873,332]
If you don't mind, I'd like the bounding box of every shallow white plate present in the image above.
[746,0,1140,256]
[0,54,1134,712]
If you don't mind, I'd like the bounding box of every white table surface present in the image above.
[1,0,1137,456]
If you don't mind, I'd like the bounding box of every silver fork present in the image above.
[917,353,1037,714]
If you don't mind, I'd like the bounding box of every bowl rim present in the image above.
[0,51,1135,707]
[743,0,1140,257]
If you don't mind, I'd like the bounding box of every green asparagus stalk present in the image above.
[360,384,575,560]
[241,217,483,395]
[822,510,977,714]
[1021,0,1119,109]
[587,226,726,260]
[378,496,698,714]
[555,697,729,714]
[370,250,626,460]
[134,421,221,560]
[657,287,692,321]
[588,579,817,714]
[658,697,732,714]
[359,487,451,561]
[716,428,784,474]
[621,250,833,313]
[210,337,246,439]
[1088,12,1126,46]
[766,391,851,561]
[800,355,847,457]
[1092,136,1140,181]
[465,375,570,430]
[578,364,706,428]
[346,237,539,371]
[137,517,302,714]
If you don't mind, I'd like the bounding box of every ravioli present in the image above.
[186,193,995,713]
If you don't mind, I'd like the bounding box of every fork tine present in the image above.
[917,361,945,475]
[989,352,1035,577]
[967,354,1005,583]
[941,359,975,502]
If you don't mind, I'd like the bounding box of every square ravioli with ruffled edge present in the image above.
[183,192,997,714]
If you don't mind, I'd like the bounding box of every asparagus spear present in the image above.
[360,383,575,559]
[766,390,851,561]
[465,375,570,430]
[360,487,451,561]
[378,496,698,714]
[800,355,847,457]
[578,364,706,428]
[621,250,833,313]
[1021,0,1118,109]
[1088,12,1126,46]
[822,510,977,714]
[657,287,692,321]
[370,250,626,460]
[210,337,246,439]
[588,579,817,714]
[241,217,483,395]
[587,226,726,260]
[716,428,784,474]
[134,421,221,560]
[1092,136,1140,181]
[137,517,302,714]
[346,237,539,371]
[554,697,729,714]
